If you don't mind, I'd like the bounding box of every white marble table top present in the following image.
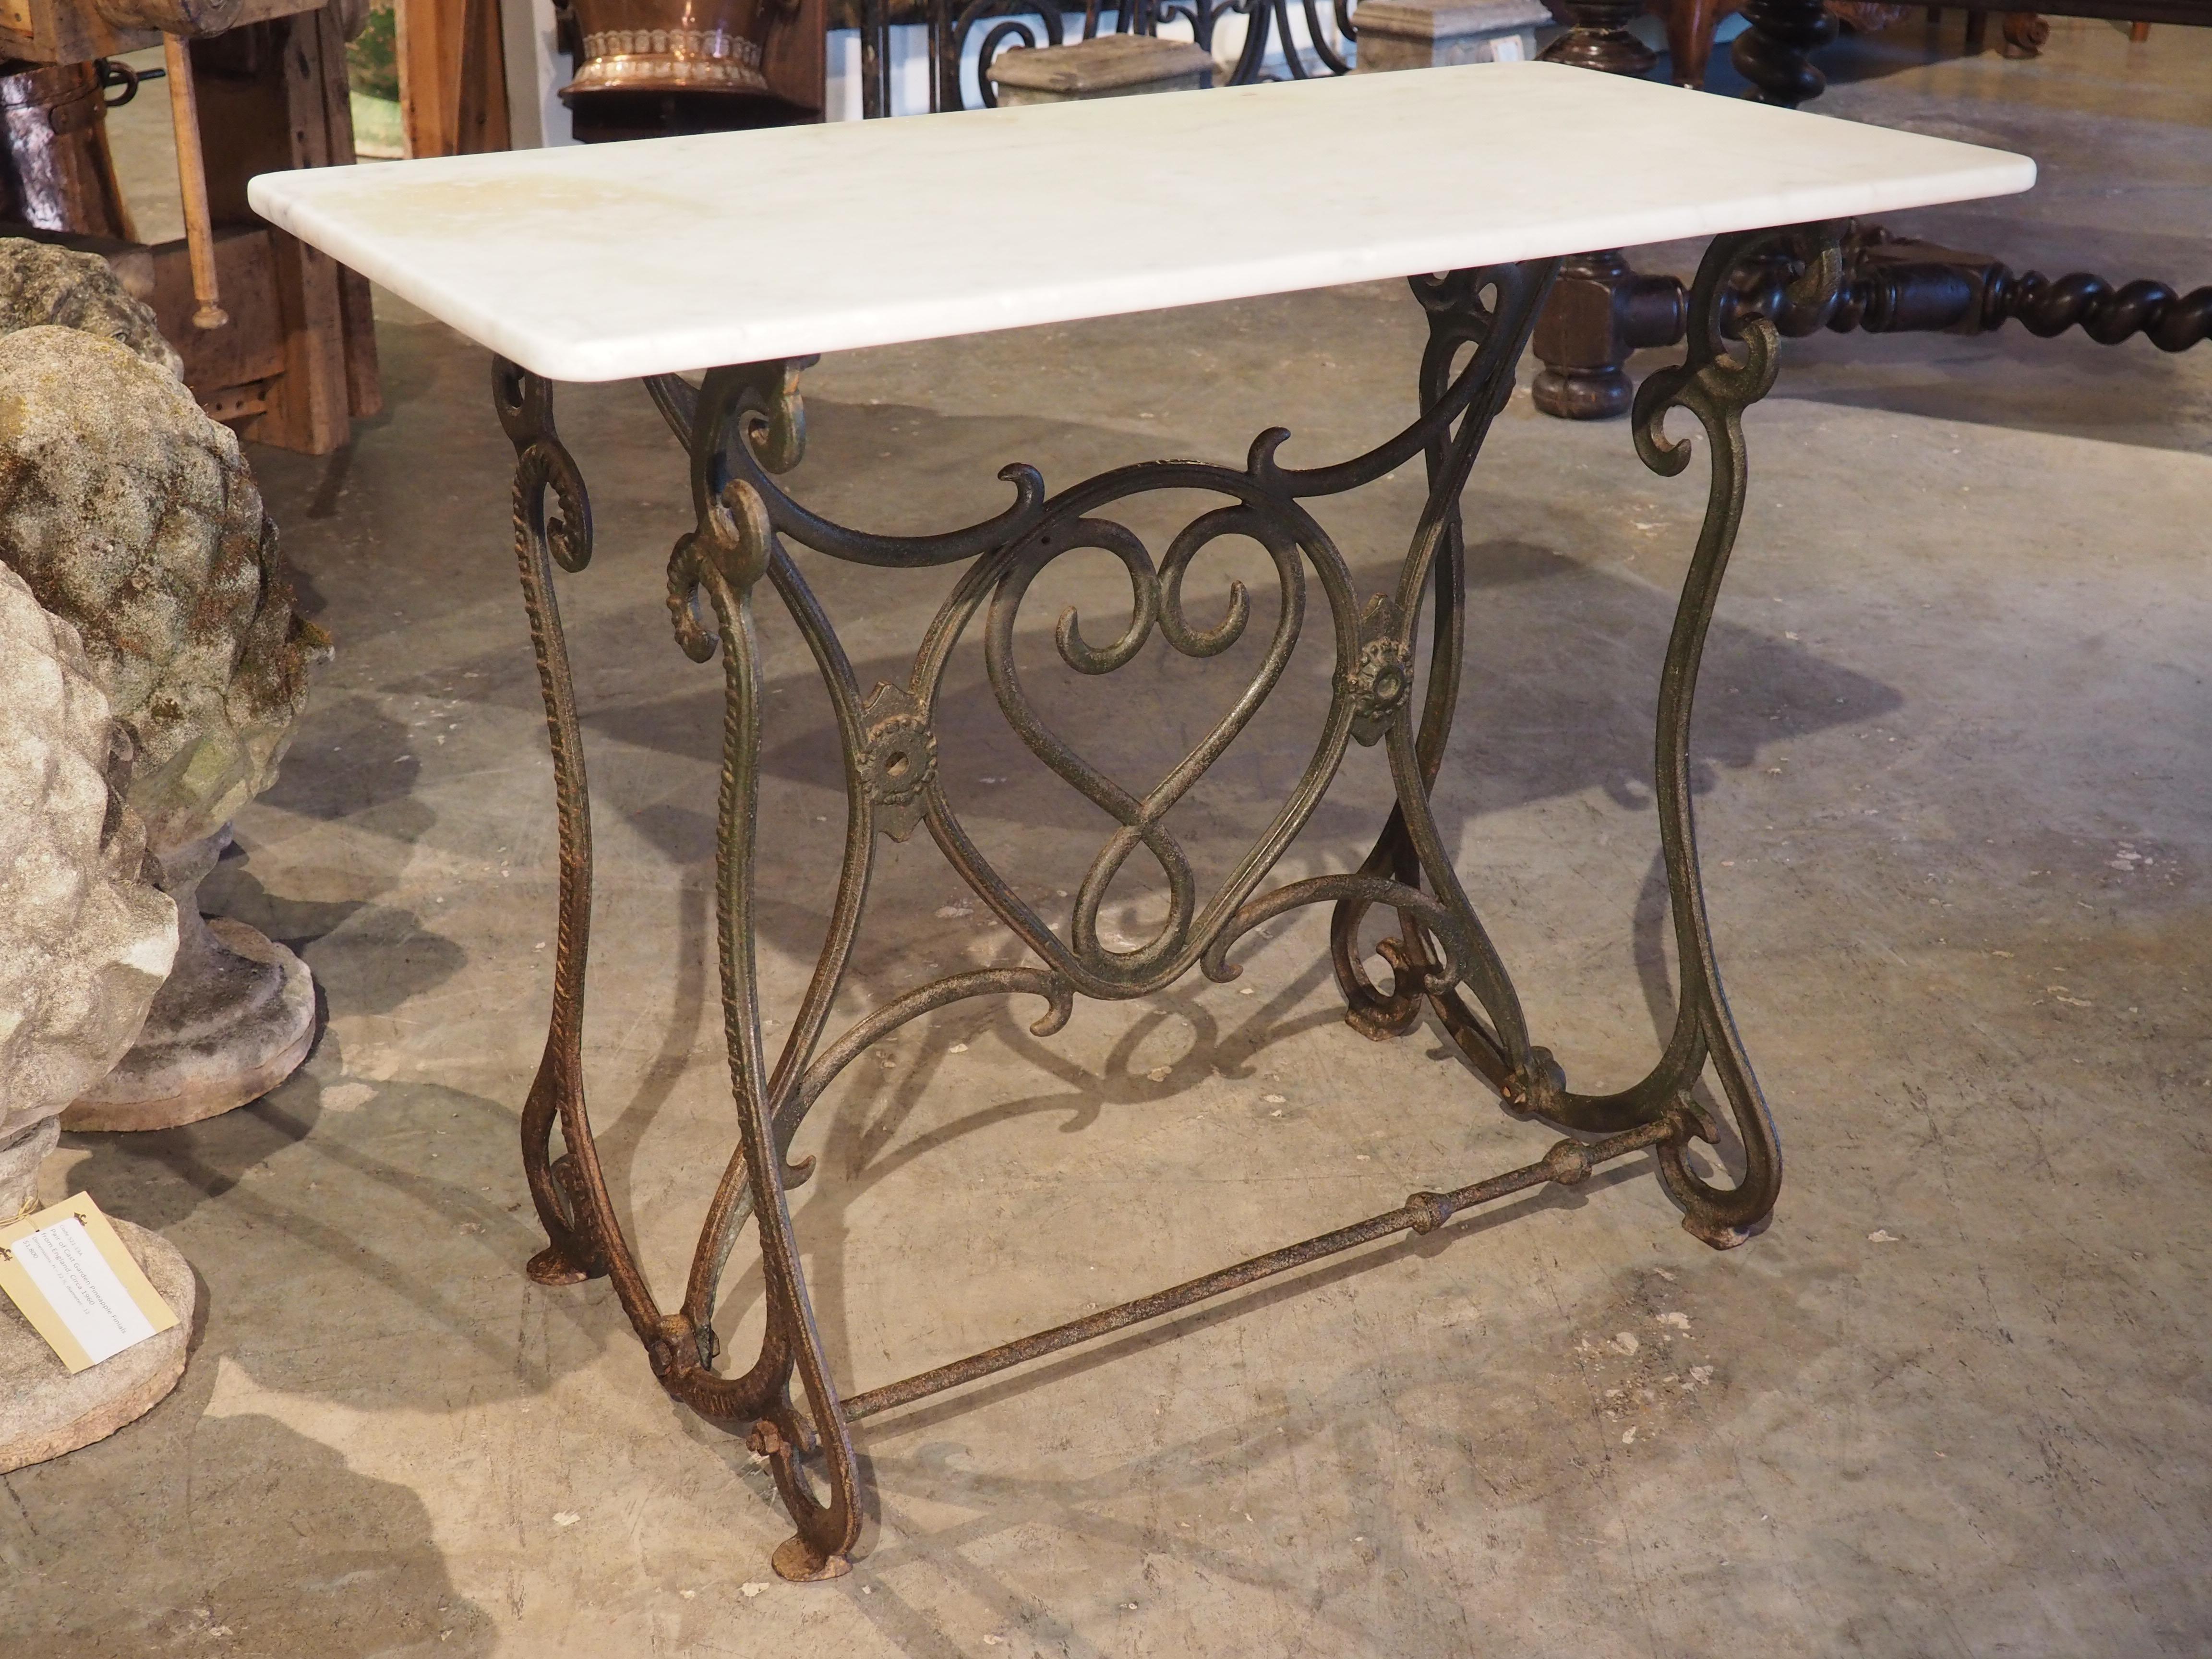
[250,62,2032,383]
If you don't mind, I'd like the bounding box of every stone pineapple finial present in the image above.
[0,560,194,1473]
[0,243,329,1130]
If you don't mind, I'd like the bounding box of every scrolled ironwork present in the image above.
[1220,0,1348,80]
[667,449,865,1580]
[938,0,1066,109]
[492,233,1825,1577]
[1324,263,1536,1066]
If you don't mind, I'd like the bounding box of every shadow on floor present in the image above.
[2,1349,497,1657]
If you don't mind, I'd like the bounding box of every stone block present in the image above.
[988,34,1218,104]
[1351,0,1551,72]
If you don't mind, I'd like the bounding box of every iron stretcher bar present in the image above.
[839,1115,1684,1423]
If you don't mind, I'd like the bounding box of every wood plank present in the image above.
[190,4,373,448]
[193,24,295,225]
[147,225,288,395]
[399,0,510,156]
[248,5,351,452]
[2016,0,2210,22]
[253,246,350,455]
[337,263,382,419]
[397,0,464,156]
[455,0,511,151]
[0,0,327,66]
[306,0,385,416]
[764,0,828,115]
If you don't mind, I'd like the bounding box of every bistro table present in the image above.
[251,63,2032,1581]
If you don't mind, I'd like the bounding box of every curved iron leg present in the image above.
[494,364,686,1353]
[1332,267,1545,1088]
[1336,233,1837,1249]
[493,362,610,1287]
[1615,223,1845,1244]
[669,457,863,1581]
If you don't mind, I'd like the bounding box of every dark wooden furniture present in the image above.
[1641,0,1920,90]
[0,0,379,453]
[1732,0,2209,101]
[1530,0,2212,418]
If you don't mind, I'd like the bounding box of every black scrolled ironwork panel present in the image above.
[670,260,1549,1024]
[495,229,1838,1583]
[928,470,1358,999]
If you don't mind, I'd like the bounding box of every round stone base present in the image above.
[0,1218,194,1473]
[63,918,315,1132]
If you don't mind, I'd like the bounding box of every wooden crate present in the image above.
[0,0,378,455]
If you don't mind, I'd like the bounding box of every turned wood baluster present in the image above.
[1732,0,1839,106]
[1536,0,1837,416]
[1531,250,1689,420]
[1531,1,1668,419]
[1539,0,1659,75]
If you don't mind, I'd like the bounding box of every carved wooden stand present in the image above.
[0,0,378,452]
[1532,0,2210,420]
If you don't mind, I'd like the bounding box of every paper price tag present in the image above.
[0,1193,178,1373]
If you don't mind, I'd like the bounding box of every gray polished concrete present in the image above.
[5,17,2208,1656]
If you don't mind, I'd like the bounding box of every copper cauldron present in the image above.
[561,0,775,97]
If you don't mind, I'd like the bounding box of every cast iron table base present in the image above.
[492,225,1836,1580]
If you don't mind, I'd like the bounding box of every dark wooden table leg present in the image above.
[1663,0,1726,86]
[1539,0,1659,74]
[1733,0,1839,106]
[1532,251,1689,420]
[1529,0,1668,420]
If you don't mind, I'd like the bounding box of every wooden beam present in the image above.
[397,0,461,155]
[254,4,351,451]
[303,0,384,415]
[456,0,511,151]
[764,0,828,115]
[0,0,325,67]
[400,0,508,155]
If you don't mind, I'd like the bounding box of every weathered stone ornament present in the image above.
[64,829,317,1131]
[0,562,194,1472]
[0,240,183,380]
[0,276,329,1131]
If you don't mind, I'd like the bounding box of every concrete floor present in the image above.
[7,18,2211,1657]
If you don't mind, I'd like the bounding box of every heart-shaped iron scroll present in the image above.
[913,466,1374,1000]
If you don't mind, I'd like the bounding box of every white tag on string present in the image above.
[0,1195,175,1372]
